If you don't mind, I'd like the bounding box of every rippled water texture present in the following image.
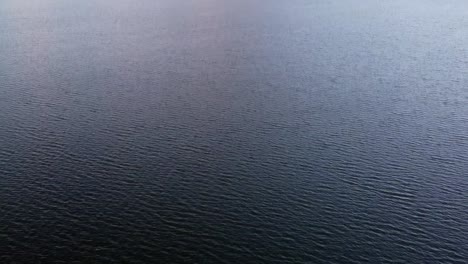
[1,0,467,263]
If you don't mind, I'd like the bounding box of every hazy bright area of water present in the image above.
[1,0,467,263]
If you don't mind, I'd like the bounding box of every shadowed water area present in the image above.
[1,0,467,263]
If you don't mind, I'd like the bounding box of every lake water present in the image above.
[1,0,467,263]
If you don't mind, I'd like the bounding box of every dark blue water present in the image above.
[1,0,467,263]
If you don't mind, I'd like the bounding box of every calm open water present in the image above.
[1,0,467,263]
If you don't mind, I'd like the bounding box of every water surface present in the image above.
[1,0,467,263]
